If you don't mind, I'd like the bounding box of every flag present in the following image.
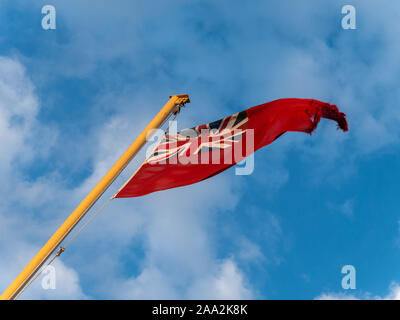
[115,98,348,198]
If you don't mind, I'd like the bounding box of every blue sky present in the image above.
[1,0,400,299]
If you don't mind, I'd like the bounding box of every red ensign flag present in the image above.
[115,98,348,198]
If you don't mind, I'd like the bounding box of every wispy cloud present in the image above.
[316,282,400,300]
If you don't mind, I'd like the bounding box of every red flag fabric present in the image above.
[115,98,348,198]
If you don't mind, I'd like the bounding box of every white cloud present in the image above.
[116,267,180,300]
[0,56,86,299]
[114,259,252,300]
[315,282,400,300]
[0,56,38,172]
[187,259,253,299]
[18,260,88,300]
[382,283,400,300]
[316,292,359,300]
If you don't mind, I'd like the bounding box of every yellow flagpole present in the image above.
[0,94,190,300]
